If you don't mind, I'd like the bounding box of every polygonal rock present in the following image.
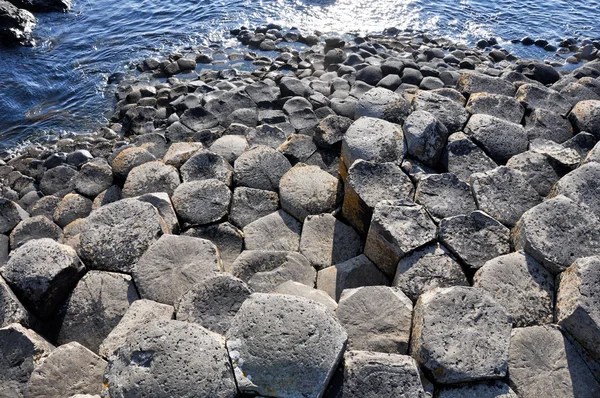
[337,286,412,353]
[103,320,237,398]
[209,135,249,164]
[228,187,279,228]
[569,99,600,137]
[92,185,121,209]
[439,211,511,270]
[456,72,516,97]
[0,198,28,234]
[470,166,541,227]
[162,142,203,168]
[465,92,525,124]
[9,215,62,249]
[437,381,517,398]
[171,179,231,226]
[74,160,113,198]
[57,271,138,352]
[226,293,347,398]
[243,210,302,252]
[53,193,93,228]
[0,324,54,398]
[342,160,414,235]
[355,87,411,124]
[233,145,292,191]
[412,90,469,133]
[121,161,180,198]
[525,108,573,143]
[227,250,315,292]
[135,192,179,234]
[465,114,528,163]
[99,299,174,358]
[133,234,222,306]
[474,252,555,327]
[393,243,468,302]
[552,162,600,217]
[25,342,107,398]
[314,115,353,149]
[29,195,61,220]
[410,286,512,384]
[77,199,167,273]
[557,256,600,360]
[273,280,338,311]
[180,150,233,186]
[0,276,31,328]
[508,325,600,398]
[341,117,405,171]
[441,133,498,182]
[110,147,155,180]
[341,350,426,398]
[415,173,477,222]
[179,106,219,131]
[513,195,600,273]
[40,165,78,196]
[506,151,562,196]
[182,222,243,268]
[402,110,449,167]
[247,124,288,148]
[515,84,572,115]
[299,214,362,270]
[279,165,339,221]
[364,200,437,279]
[1,238,84,320]
[175,274,251,335]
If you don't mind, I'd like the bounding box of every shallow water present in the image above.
[0,0,599,149]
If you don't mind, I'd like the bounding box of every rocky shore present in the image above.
[2,23,600,397]
[0,0,69,45]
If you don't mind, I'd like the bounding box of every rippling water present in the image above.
[0,0,599,150]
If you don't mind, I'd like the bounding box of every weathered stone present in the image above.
[171,179,231,226]
[337,286,412,353]
[234,145,292,191]
[0,276,31,328]
[110,147,155,180]
[0,198,28,234]
[57,271,138,353]
[25,342,107,398]
[135,192,179,234]
[415,173,477,222]
[342,160,414,235]
[569,100,600,137]
[226,293,347,397]
[552,162,600,217]
[0,324,54,398]
[280,77,314,97]
[9,215,62,249]
[525,108,573,143]
[175,274,250,334]
[40,165,77,196]
[77,199,167,273]
[209,135,249,164]
[162,142,203,168]
[29,195,61,220]
[122,161,180,198]
[273,280,338,311]
[356,65,383,86]
[91,185,122,209]
[179,150,233,186]
[227,250,315,293]
[356,87,411,124]
[506,151,562,196]
[441,133,498,182]
[53,193,93,228]
[74,160,113,198]
[413,90,469,133]
[457,72,516,96]
[557,256,600,360]
[228,187,279,229]
[133,234,222,306]
[437,381,517,398]
[474,251,554,327]
[182,222,243,268]
[314,115,353,149]
[99,299,174,358]
[179,106,219,131]
[402,110,448,167]
[515,84,572,115]
[1,238,84,320]
[513,195,600,273]
[439,210,511,270]
[245,80,280,104]
[247,124,288,148]
[103,320,237,398]
[243,210,302,252]
[393,243,468,302]
[341,350,426,398]
[465,114,528,163]
[465,92,525,124]
[508,325,600,398]
[364,200,437,279]
[410,286,512,384]
[341,117,405,171]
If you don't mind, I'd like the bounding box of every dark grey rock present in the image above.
[162,142,203,168]
[314,115,353,149]
[412,90,469,132]
[74,159,113,198]
[356,65,383,86]
[53,193,93,228]
[247,124,288,148]
[402,110,448,167]
[525,108,574,143]
[228,187,279,229]
[465,114,528,163]
[273,280,338,311]
[506,151,562,196]
[441,132,498,182]
[356,87,411,124]
[456,72,516,96]
[551,162,600,217]
[415,173,477,222]
[29,195,61,220]
[110,147,156,181]
[9,215,62,249]
[0,0,35,46]
[569,99,600,138]
[182,222,243,269]
[515,84,572,115]
[465,92,525,124]
[40,165,77,196]
[179,106,219,131]
[437,381,517,398]
[280,77,314,97]
[0,275,31,328]
[209,135,248,164]
[172,179,231,226]
[180,150,233,186]
[0,198,28,234]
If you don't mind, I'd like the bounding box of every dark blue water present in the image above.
[1,0,599,150]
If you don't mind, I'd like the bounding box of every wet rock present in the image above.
[341,117,405,171]
[0,324,54,398]
[226,293,347,397]
[342,160,414,235]
[402,110,448,167]
[1,238,84,320]
[99,299,174,358]
[393,243,468,302]
[401,68,423,85]
[233,145,292,191]
[569,99,600,137]
[121,161,180,198]
[437,381,517,398]
[341,351,426,398]
[364,200,437,279]
[133,234,222,306]
[25,342,107,398]
[337,286,412,353]
[182,222,243,268]
[439,210,511,270]
[508,325,600,398]
[66,150,93,167]
[556,256,600,360]
[513,195,600,273]
[53,193,93,228]
[506,151,562,196]
[314,115,353,149]
[0,0,35,46]
[410,286,512,384]
[162,142,203,168]
[171,179,231,226]
[279,165,339,221]
[456,72,516,96]
[180,150,233,185]
[243,210,302,252]
[516,59,561,85]
[525,108,573,143]
[74,159,113,198]
[515,84,572,115]
[415,173,477,222]
[465,92,525,124]
[441,133,498,182]
[412,90,469,133]
[103,320,237,398]
[355,87,411,124]
[57,271,138,353]
[9,215,62,249]
[273,280,338,311]
[110,147,156,180]
[77,199,166,273]
[474,252,554,327]
[465,114,528,163]
[40,165,78,196]
[0,275,31,328]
